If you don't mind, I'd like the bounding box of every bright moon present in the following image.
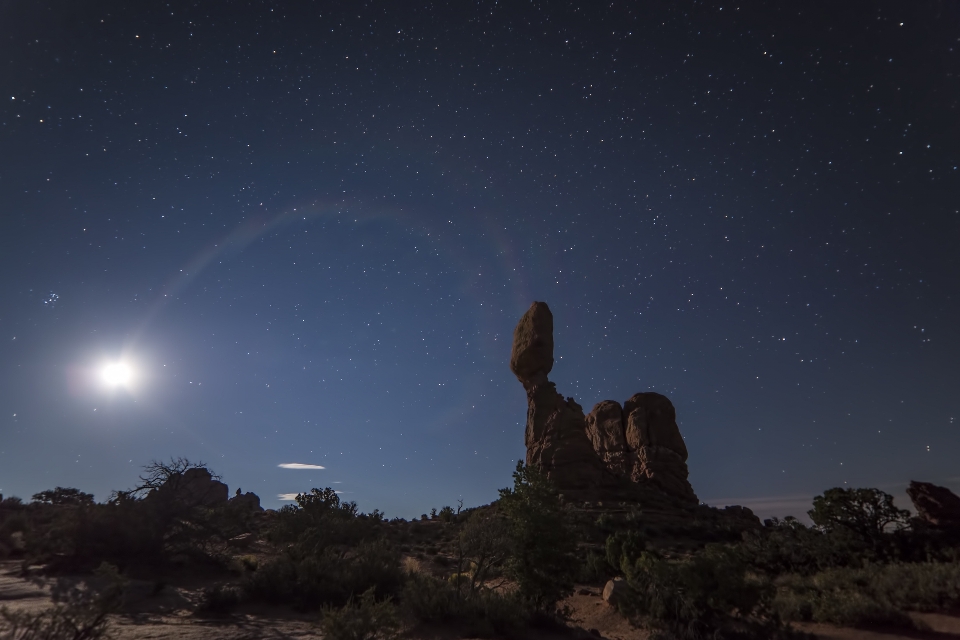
[100,362,133,387]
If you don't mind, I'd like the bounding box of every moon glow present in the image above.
[100,362,133,388]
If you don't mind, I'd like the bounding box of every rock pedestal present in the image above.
[510,301,698,505]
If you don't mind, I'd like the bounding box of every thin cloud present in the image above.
[278,463,325,470]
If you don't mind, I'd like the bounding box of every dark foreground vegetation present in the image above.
[2,460,960,640]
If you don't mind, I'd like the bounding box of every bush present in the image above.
[740,516,876,576]
[455,509,509,594]
[497,461,576,612]
[243,539,403,609]
[438,506,455,523]
[26,499,166,571]
[268,488,381,551]
[0,562,125,640]
[577,550,611,583]
[606,530,646,572]
[319,588,400,640]
[620,545,782,640]
[197,584,241,615]
[773,562,960,628]
[402,572,526,637]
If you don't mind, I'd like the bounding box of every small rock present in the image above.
[602,577,627,606]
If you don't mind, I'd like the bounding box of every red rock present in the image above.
[510,302,698,505]
[229,491,263,512]
[907,481,960,528]
[602,578,628,606]
[509,301,554,387]
[586,400,629,477]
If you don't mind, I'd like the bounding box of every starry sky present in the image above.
[1,2,958,519]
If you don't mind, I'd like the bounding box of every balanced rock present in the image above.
[510,301,697,505]
[907,481,960,529]
[510,300,554,387]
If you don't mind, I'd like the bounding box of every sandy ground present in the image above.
[796,614,960,640]
[4,561,960,640]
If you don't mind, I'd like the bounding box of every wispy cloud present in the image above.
[278,463,325,470]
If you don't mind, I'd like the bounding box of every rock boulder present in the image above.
[907,481,960,529]
[229,491,264,512]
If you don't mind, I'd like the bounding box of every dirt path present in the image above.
[796,613,960,640]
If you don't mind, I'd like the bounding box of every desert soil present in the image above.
[3,561,960,640]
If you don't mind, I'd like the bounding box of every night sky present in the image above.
[1,2,958,519]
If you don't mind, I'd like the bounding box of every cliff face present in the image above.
[510,301,698,505]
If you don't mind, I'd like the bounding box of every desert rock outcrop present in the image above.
[907,481,960,529]
[510,301,697,504]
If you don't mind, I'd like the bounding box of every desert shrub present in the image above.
[0,512,29,557]
[197,584,241,615]
[402,572,526,637]
[773,561,960,628]
[31,487,95,506]
[606,529,646,572]
[0,562,125,640]
[25,498,165,571]
[455,509,509,594]
[577,550,611,583]
[243,539,403,609]
[498,461,576,612]
[269,488,381,551]
[437,506,455,523]
[319,588,400,640]
[402,572,461,623]
[620,545,782,640]
[740,516,882,576]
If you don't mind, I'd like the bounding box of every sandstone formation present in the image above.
[510,301,698,505]
[229,491,264,512]
[175,467,229,506]
[907,481,960,529]
[148,467,264,512]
